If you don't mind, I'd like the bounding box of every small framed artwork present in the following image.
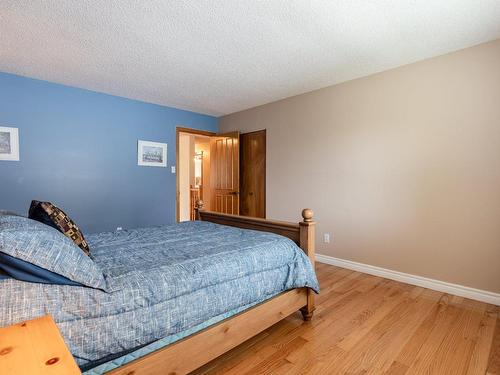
[0,126,20,161]
[137,140,167,167]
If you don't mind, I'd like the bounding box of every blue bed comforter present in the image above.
[0,221,319,366]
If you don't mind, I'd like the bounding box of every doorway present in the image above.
[176,127,215,222]
[176,127,266,221]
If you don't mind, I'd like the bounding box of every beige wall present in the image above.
[220,39,500,293]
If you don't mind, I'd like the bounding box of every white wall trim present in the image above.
[316,254,500,306]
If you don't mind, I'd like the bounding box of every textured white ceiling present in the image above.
[1,1,500,116]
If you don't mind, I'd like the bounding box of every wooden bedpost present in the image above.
[299,208,315,321]
[195,199,204,220]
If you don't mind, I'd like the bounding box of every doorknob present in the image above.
[229,191,239,195]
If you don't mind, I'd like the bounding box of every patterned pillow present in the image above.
[28,200,91,256]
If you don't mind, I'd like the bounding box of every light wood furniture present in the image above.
[192,263,500,375]
[190,187,200,220]
[106,203,316,375]
[0,315,80,375]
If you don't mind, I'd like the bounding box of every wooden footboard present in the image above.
[195,201,316,320]
[106,206,316,375]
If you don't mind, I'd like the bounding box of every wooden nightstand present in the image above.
[0,315,81,374]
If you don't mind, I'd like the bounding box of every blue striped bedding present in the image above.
[0,220,319,370]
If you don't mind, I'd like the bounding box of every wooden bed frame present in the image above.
[106,202,316,375]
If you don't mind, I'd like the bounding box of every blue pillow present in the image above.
[0,214,106,289]
[0,252,81,286]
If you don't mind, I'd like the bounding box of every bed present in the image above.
[0,202,318,374]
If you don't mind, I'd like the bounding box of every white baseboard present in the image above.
[316,254,500,306]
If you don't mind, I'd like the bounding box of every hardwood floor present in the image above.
[192,262,500,375]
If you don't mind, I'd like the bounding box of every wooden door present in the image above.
[240,130,266,218]
[210,132,240,215]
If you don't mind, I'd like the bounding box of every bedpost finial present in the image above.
[195,200,204,210]
[302,208,313,222]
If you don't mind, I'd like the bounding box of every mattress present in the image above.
[0,220,319,370]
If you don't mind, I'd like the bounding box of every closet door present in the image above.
[240,130,266,218]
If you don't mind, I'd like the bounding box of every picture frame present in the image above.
[137,140,167,167]
[0,126,20,161]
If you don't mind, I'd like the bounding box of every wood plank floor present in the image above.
[192,262,500,375]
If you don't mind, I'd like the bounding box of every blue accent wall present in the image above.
[0,72,218,233]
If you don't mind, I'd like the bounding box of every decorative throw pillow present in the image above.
[28,200,91,256]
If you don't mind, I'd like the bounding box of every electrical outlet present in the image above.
[171,166,176,173]
[324,233,331,243]
[116,227,123,231]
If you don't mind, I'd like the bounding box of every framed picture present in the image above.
[137,140,167,167]
[0,126,20,161]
